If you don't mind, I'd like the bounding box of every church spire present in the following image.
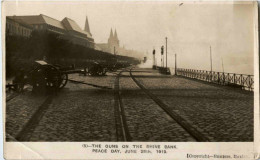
[109,28,113,39]
[114,29,118,40]
[84,16,91,34]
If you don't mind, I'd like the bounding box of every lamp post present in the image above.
[210,46,212,81]
[175,54,177,75]
[221,58,224,72]
[153,49,156,69]
[166,37,168,69]
[161,46,164,67]
[210,46,212,73]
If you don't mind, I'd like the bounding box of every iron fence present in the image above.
[176,68,254,91]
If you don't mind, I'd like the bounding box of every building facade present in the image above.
[6,17,33,38]
[96,28,144,59]
[6,14,94,48]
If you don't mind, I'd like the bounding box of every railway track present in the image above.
[129,68,210,142]
[9,67,209,141]
[114,70,132,141]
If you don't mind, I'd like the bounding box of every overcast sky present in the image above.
[3,1,256,74]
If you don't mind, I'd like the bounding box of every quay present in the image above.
[6,67,253,142]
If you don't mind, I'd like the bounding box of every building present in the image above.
[95,29,118,53]
[6,14,94,48]
[61,16,94,48]
[96,28,144,59]
[108,29,119,51]
[6,17,33,38]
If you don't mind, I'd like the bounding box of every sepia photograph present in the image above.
[2,0,259,159]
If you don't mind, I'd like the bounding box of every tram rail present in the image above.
[130,68,210,142]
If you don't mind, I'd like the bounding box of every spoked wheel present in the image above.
[44,65,62,92]
[89,67,98,76]
[31,67,48,94]
[52,64,68,89]
[31,65,63,94]
[59,73,68,89]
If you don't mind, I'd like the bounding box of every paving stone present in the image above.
[134,68,253,142]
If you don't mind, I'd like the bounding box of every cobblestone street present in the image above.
[133,68,254,141]
[5,68,254,141]
[120,71,195,141]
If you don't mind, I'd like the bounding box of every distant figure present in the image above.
[179,3,183,6]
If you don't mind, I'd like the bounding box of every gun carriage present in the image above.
[6,60,108,93]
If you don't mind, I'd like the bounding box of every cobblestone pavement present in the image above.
[6,73,117,141]
[5,89,47,141]
[28,73,116,141]
[132,68,254,141]
[120,71,195,141]
[5,68,253,142]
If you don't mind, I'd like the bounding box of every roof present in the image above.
[7,14,65,29]
[6,17,33,29]
[114,29,118,40]
[7,14,93,39]
[84,16,91,34]
[7,15,45,25]
[41,14,65,29]
[62,17,92,38]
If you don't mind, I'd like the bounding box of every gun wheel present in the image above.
[59,73,68,89]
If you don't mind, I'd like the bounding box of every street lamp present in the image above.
[161,46,164,67]
[153,49,156,69]
[166,37,168,69]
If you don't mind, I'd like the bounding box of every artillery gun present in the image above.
[88,62,107,76]
[6,60,107,94]
[6,61,74,93]
[6,60,130,94]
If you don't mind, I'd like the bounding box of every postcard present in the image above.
[2,1,259,159]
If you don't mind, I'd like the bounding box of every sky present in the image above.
[3,1,256,74]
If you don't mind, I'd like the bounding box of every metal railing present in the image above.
[176,68,254,91]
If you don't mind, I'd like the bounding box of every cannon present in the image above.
[6,60,130,94]
[6,61,82,94]
[88,62,107,76]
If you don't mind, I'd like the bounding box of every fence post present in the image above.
[234,74,236,85]
[217,72,219,84]
[240,74,242,86]
[223,72,225,85]
[227,73,229,85]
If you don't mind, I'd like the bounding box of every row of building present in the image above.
[6,14,94,48]
[6,14,144,58]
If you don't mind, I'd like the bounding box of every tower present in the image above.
[107,28,120,54]
[108,28,113,44]
[84,16,91,36]
[113,29,119,47]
